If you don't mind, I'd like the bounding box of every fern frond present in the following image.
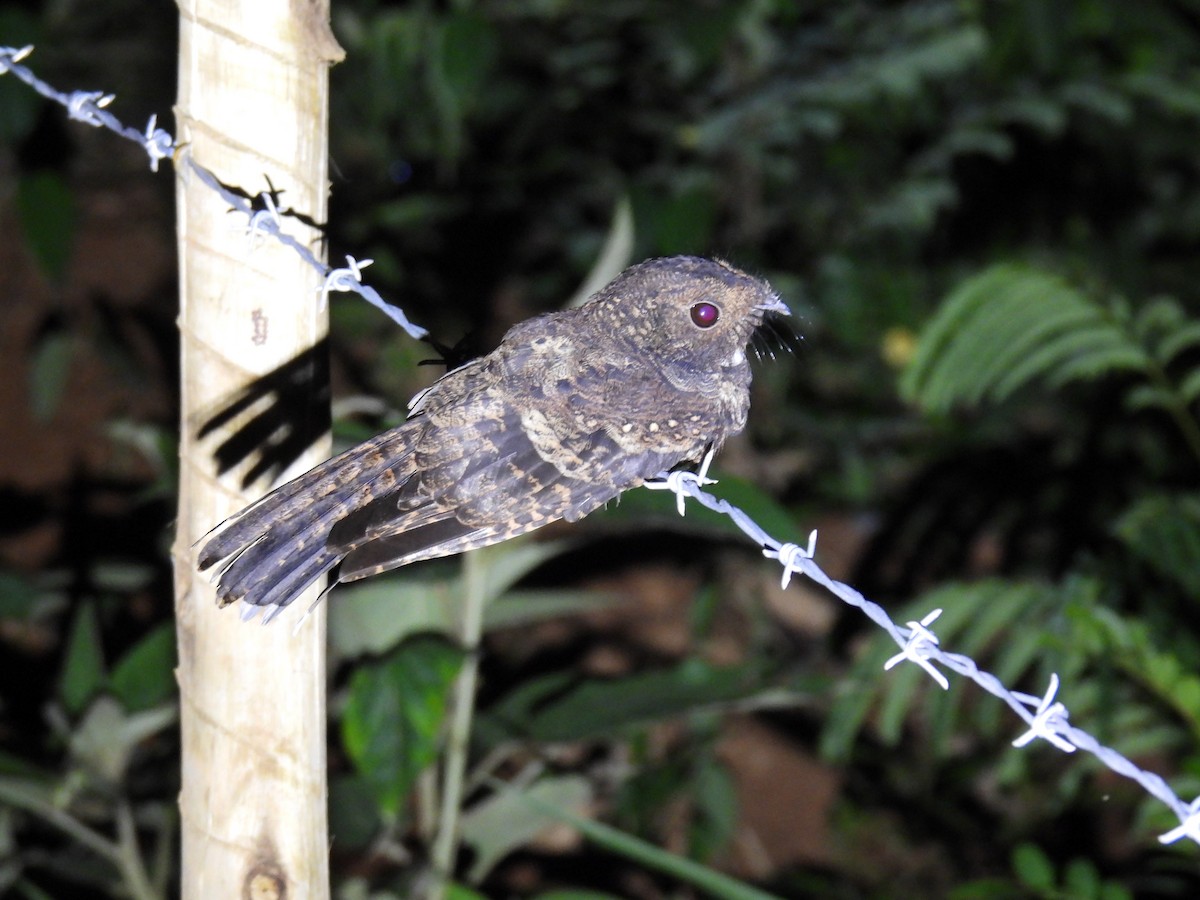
[819,579,1062,760]
[1067,592,1200,743]
[1126,384,1177,413]
[1156,320,1200,366]
[1004,324,1148,394]
[1131,295,1184,336]
[902,264,1151,413]
[1113,493,1200,597]
[1180,369,1200,406]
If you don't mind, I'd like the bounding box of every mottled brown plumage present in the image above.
[198,256,788,619]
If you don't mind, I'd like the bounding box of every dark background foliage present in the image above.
[3,0,1200,897]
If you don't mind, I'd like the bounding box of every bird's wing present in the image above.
[331,361,696,581]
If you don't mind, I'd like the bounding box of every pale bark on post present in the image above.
[172,2,343,898]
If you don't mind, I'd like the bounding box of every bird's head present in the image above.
[586,256,790,374]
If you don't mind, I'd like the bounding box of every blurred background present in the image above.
[3,1,1200,897]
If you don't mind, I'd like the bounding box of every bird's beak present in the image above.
[757,295,791,317]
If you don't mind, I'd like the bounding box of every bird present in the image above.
[197,255,789,620]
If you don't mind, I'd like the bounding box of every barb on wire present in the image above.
[0,44,427,341]
[762,531,817,589]
[649,467,1200,848]
[1160,799,1200,845]
[1012,674,1076,753]
[320,255,374,310]
[644,447,717,516]
[242,190,283,245]
[884,609,949,690]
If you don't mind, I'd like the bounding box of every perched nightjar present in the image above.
[198,255,790,620]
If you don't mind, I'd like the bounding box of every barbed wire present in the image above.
[5,43,1197,851]
[647,469,1200,847]
[0,45,427,341]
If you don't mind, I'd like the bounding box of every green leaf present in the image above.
[0,9,42,143]
[1125,383,1175,413]
[1071,600,1200,741]
[1012,842,1055,891]
[109,624,176,712]
[0,60,39,145]
[901,264,1149,413]
[486,588,619,630]
[477,658,778,748]
[818,655,884,761]
[497,780,784,900]
[60,603,106,715]
[438,13,498,108]
[1099,883,1133,900]
[328,774,384,850]
[1125,71,1200,119]
[949,878,1030,899]
[820,580,1063,759]
[1153,318,1200,365]
[875,655,928,746]
[648,186,718,256]
[995,95,1068,136]
[330,576,460,661]
[91,562,156,593]
[17,171,75,282]
[28,329,75,421]
[1059,80,1134,126]
[690,755,737,860]
[1180,368,1200,405]
[871,26,987,99]
[565,194,635,309]
[444,885,490,900]
[478,537,572,602]
[427,11,498,162]
[865,177,958,235]
[1063,858,1101,898]
[0,572,38,619]
[330,542,578,663]
[68,696,177,784]
[460,775,592,882]
[341,635,464,819]
[1113,493,1200,597]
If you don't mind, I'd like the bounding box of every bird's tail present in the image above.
[197,425,417,618]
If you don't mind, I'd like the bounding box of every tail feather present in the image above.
[198,425,419,611]
[197,428,410,570]
[233,542,342,611]
[198,452,346,570]
[214,483,372,608]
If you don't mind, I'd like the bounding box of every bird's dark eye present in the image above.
[690,302,720,329]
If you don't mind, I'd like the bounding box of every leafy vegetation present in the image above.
[3,0,1200,897]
